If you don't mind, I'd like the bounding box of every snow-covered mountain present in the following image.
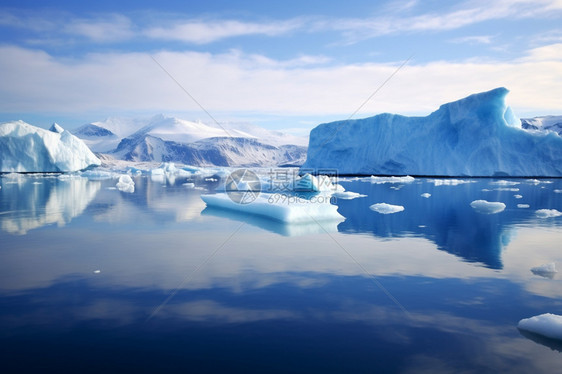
[113,135,306,167]
[74,114,308,167]
[521,115,562,136]
[302,87,562,177]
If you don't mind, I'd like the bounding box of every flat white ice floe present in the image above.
[116,175,135,193]
[491,180,520,186]
[470,200,506,214]
[200,193,343,224]
[201,173,346,224]
[150,162,194,184]
[531,262,557,278]
[536,209,562,218]
[367,176,415,184]
[430,179,473,186]
[332,191,367,200]
[518,314,562,340]
[527,179,553,185]
[369,203,405,214]
[80,169,117,180]
[0,120,101,172]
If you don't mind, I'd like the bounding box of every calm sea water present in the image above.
[0,172,561,373]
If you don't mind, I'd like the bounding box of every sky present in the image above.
[0,0,561,132]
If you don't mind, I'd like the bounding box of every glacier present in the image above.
[302,88,562,177]
[0,121,101,172]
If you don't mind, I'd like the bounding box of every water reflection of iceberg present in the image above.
[0,176,100,235]
[518,329,562,352]
[201,206,341,237]
[336,179,562,269]
[89,176,207,224]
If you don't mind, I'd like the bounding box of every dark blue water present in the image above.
[1,173,561,373]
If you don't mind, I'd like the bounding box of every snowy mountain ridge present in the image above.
[521,115,562,136]
[74,114,308,167]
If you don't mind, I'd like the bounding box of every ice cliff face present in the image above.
[0,121,101,172]
[302,88,562,176]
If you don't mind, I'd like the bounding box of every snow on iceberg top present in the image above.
[0,120,101,172]
[302,87,562,177]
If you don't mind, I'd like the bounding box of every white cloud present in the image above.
[144,18,303,44]
[0,45,560,118]
[0,10,135,43]
[1,2,561,47]
[0,10,57,32]
[450,35,494,45]
[64,14,134,43]
[523,42,562,61]
[322,0,562,43]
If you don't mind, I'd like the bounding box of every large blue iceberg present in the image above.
[302,88,562,176]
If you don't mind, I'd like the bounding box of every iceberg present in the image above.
[430,179,474,186]
[149,162,194,184]
[369,203,405,214]
[116,175,135,193]
[518,314,562,341]
[80,169,117,180]
[470,200,506,214]
[200,193,343,224]
[0,120,101,172]
[201,173,344,224]
[490,180,519,186]
[302,88,562,176]
[367,176,415,184]
[332,191,367,200]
